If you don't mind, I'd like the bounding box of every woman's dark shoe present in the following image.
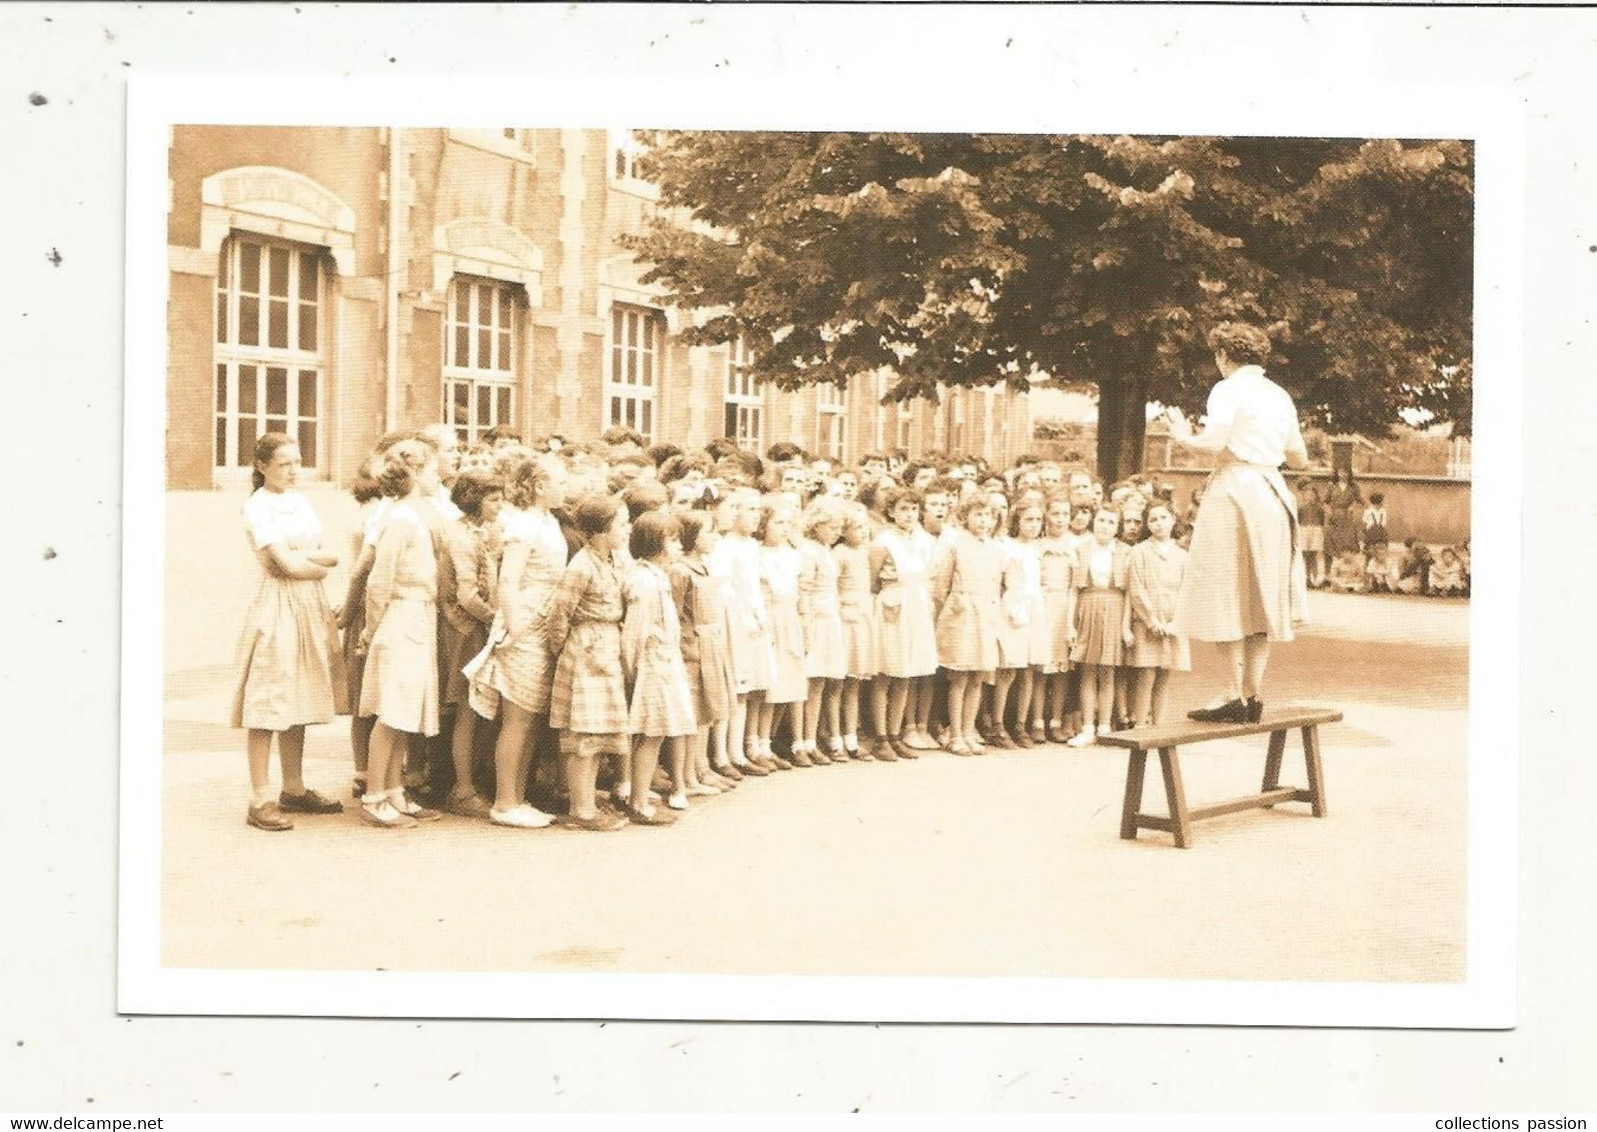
[1245,697,1265,723]
[873,738,899,762]
[1187,699,1250,724]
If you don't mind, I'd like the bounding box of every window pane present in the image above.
[239,242,260,293]
[268,299,289,349]
[643,317,655,352]
[498,330,511,370]
[497,288,512,328]
[298,254,319,304]
[478,328,491,369]
[214,417,227,468]
[497,386,512,421]
[612,307,622,344]
[216,290,228,344]
[477,384,491,425]
[266,367,288,414]
[238,295,259,346]
[237,418,257,466]
[610,396,621,425]
[625,351,637,386]
[216,365,228,412]
[266,417,288,436]
[454,326,470,369]
[626,312,638,349]
[478,284,494,327]
[268,247,290,297]
[614,148,627,179]
[725,404,737,439]
[298,303,317,351]
[641,351,652,386]
[452,382,471,422]
[298,421,317,468]
[238,365,257,413]
[641,400,652,439]
[298,370,317,416]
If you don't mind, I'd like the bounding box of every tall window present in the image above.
[723,337,761,451]
[444,277,518,446]
[607,304,660,443]
[816,382,847,461]
[214,235,324,473]
[895,398,915,453]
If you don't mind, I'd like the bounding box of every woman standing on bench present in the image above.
[1165,322,1309,724]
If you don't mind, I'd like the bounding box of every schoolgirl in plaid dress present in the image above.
[545,494,632,832]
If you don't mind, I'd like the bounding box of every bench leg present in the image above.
[1260,728,1287,807]
[1120,749,1148,840]
[1301,725,1327,817]
[1158,747,1192,848]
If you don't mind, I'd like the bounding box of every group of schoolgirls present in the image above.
[230,426,1195,835]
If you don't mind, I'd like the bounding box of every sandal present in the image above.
[359,799,416,829]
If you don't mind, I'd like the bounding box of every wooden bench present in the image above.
[1098,706,1343,848]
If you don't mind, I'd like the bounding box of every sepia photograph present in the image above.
[118,72,1519,1026]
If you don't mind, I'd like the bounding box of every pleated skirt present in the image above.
[357,597,440,737]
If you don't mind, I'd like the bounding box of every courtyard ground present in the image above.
[157,488,1469,982]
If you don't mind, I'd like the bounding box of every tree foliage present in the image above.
[624,131,1472,480]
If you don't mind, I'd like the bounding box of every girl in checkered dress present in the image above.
[544,494,632,833]
[620,510,695,825]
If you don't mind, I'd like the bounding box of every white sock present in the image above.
[250,787,275,808]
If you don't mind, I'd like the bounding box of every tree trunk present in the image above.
[1095,377,1148,485]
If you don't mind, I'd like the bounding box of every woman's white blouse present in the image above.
[1192,364,1307,467]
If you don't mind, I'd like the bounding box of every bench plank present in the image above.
[1098,706,1343,750]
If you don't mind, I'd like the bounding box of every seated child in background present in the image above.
[1394,538,1434,595]
[1429,547,1467,596]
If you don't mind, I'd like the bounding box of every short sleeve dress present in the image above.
[622,561,698,739]
[798,539,846,682]
[546,548,629,740]
[669,556,735,727]
[468,507,567,718]
[832,542,877,680]
[996,539,1050,670]
[931,528,1002,674]
[1037,536,1076,674]
[1127,539,1192,671]
[871,529,938,679]
[760,544,810,705]
[358,501,441,737]
[231,488,346,732]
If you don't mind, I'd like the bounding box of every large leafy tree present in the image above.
[624,131,1472,481]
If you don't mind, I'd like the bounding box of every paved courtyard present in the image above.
[158,489,1469,982]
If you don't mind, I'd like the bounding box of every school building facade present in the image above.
[164,125,1033,490]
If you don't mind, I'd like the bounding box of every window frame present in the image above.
[441,275,521,448]
[722,337,763,452]
[605,302,663,445]
[213,234,326,475]
[816,382,848,462]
